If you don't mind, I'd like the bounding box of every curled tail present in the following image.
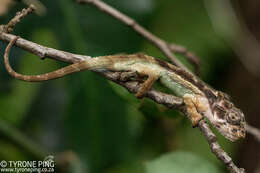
[4,37,112,82]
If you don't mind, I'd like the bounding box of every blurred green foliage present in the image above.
[145,151,221,173]
[0,0,241,173]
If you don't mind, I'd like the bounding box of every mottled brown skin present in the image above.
[153,56,246,140]
[210,92,246,141]
[4,37,246,141]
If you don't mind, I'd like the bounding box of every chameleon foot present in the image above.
[120,71,138,81]
[183,94,203,127]
[135,75,158,99]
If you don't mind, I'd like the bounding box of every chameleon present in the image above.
[3,36,246,141]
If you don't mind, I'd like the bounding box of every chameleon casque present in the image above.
[4,37,246,141]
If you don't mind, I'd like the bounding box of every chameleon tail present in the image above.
[4,37,112,82]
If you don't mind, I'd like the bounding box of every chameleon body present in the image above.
[4,37,246,141]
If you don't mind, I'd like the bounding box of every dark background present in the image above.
[0,0,259,173]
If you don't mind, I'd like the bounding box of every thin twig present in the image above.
[168,44,200,74]
[76,0,200,74]
[21,0,46,16]
[199,120,245,173]
[246,123,260,143]
[3,4,35,33]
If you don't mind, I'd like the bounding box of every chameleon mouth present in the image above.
[214,124,246,142]
[237,129,246,138]
[224,127,246,142]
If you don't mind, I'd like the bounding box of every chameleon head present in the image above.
[211,92,246,141]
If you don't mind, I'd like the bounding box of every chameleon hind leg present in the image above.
[120,71,139,81]
[118,71,158,99]
[183,94,203,127]
[135,74,159,98]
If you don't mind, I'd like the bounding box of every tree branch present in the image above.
[1,4,35,33]
[199,120,245,173]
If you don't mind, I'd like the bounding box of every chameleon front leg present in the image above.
[135,74,159,98]
[183,94,204,127]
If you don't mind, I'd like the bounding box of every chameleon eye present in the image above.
[227,112,241,125]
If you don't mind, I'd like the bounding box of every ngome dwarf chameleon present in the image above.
[4,37,246,141]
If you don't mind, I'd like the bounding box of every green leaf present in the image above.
[145,151,221,173]
[105,162,145,173]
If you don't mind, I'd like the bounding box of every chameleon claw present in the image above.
[135,91,145,99]
[120,71,138,81]
[191,116,203,128]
